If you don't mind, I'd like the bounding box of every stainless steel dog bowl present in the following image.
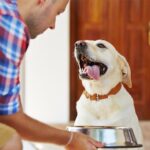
[67,126,143,148]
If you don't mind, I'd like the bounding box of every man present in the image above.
[0,0,104,149]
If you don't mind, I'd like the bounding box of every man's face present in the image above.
[26,0,69,38]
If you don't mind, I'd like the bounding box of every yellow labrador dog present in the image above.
[74,40,143,149]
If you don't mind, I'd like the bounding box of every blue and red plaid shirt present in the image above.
[0,0,29,115]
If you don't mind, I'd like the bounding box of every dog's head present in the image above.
[74,40,132,95]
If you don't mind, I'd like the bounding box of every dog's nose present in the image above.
[75,41,87,50]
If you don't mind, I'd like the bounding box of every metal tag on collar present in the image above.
[96,94,99,101]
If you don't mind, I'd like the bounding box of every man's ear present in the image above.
[117,54,132,88]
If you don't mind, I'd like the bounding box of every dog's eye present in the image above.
[97,43,107,48]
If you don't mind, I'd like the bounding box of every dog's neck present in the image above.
[83,83,122,101]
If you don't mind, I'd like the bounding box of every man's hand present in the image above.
[65,132,104,150]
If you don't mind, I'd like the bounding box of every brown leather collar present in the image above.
[83,83,122,101]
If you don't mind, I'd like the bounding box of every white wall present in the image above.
[24,5,70,124]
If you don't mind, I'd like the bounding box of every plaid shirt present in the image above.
[0,0,29,115]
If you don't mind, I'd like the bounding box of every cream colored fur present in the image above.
[74,40,143,150]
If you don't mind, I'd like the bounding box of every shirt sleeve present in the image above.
[0,14,27,115]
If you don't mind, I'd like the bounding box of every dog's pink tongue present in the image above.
[84,65,100,80]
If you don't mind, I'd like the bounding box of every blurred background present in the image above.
[20,0,150,149]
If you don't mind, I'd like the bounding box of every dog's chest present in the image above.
[76,88,134,126]
[77,96,122,120]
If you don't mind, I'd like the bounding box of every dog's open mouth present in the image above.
[78,54,108,80]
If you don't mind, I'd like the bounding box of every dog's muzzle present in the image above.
[75,41,87,52]
[75,41,108,80]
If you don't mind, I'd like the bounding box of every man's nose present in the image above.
[49,20,56,29]
[75,41,87,51]
[49,24,55,29]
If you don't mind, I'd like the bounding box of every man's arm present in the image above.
[0,110,104,150]
[0,108,71,146]
[0,103,104,150]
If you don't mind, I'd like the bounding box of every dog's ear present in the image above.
[117,54,132,88]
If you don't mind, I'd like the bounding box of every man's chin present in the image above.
[29,30,41,39]
[30,33,38,39]
[30,30,46,39]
